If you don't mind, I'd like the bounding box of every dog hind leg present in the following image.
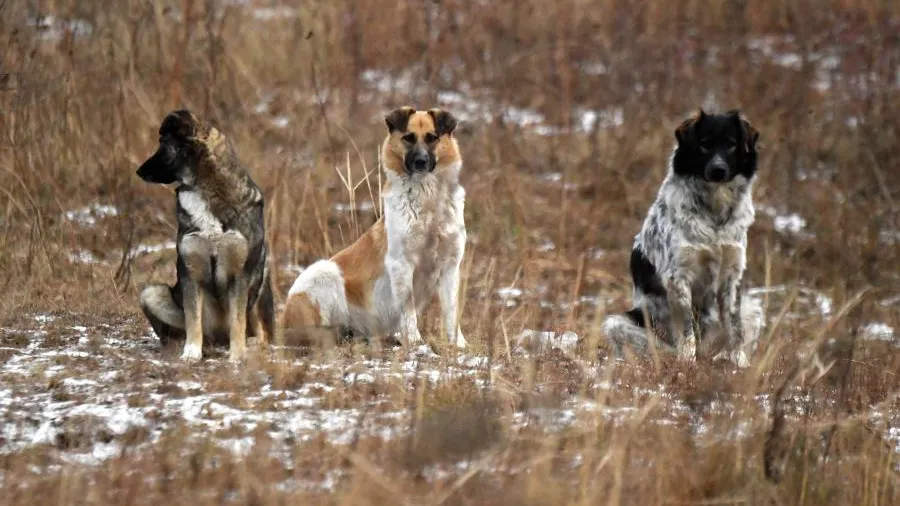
[280,260,349,348]
[249,270,276,346]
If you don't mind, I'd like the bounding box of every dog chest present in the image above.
[178,190,224,235]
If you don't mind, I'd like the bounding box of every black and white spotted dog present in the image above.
[602,109,764,367]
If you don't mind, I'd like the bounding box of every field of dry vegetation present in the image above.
[0,0,898,503]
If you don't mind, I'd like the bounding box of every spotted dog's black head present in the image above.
[672,109,759,183]
[137,110,216,185]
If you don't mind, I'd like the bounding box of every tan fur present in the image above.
[248,305,269,345]
[332,218,388,310]
[712,185,737,215]
[381,110,462,180]
[138,109,276,363]
[278,293,343,348]
[675,108,705,139]
[281,106,468,348]
[281,292,322,329]
[719,243,744,280]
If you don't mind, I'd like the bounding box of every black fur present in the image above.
[138,110,276,358]
[673,109,759,182]
[624,307,647,328]
[630,248,667,298]
[384,106,415,133]
[428,108,458,136]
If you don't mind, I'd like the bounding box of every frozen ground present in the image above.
[1,308,896,479]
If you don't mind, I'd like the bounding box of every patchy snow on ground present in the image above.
[860,322,896,344]
[1,310,897,478]
[516,329,579,355]
[28,15,94,42]
[333,200,376,214]
[62,203,119,227]
[747,284,833,318]
[0,314,504,467]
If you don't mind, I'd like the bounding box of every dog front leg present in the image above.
[387,258,422,346]
[218,231,250,363]
[179,234,212,361]
[438,257,468,349]
[719,243,748,367]
[666,274,697,361]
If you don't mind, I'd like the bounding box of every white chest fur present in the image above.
[381,168,466,311]
[178,190,224,235]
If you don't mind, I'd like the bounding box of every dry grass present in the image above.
[0,0,898,503]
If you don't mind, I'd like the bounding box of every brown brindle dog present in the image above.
[137,110,275,362]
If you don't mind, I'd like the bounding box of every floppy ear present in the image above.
[674,108,705,145]
[160,109,198,139]
[726,109,759,153]
[740,117,759,153]
[428,108,458,137]
[384,106,416,133]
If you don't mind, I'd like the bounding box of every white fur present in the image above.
[181,340,202,361]
[178,190,223,234]
[288,260,350,326]
[286,159,469,348]
[603,143,762,367]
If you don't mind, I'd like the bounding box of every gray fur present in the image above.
[136,110,275,362]
[602,111,763,367]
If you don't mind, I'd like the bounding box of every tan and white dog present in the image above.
[280,107,469,349]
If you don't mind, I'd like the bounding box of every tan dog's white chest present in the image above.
[383,179,465,303]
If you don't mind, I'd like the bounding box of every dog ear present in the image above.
[740,117,759,153]
[726,110,759,153]
[675,108,705,145]
[427,108,458,137]
[160,110,198,139]
[384,106,416,133]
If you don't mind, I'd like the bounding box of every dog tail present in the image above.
[601,308,655,356]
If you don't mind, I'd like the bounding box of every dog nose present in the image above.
[705,158,729,182]
[708,167,727,182]
[413,154,429,171]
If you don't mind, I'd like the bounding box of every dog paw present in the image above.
[678,336,697,362]
[228,348,247,363]
[405,332,424,346]
[730,350,750,368]
[180,343,202,362]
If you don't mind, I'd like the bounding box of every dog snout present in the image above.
[412,153,429,171]
[405,149,432,173]
[705,157,730,183]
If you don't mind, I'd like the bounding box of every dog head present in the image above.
[382,106,460,177]
[136,110,229,185]
[672,109,759,183]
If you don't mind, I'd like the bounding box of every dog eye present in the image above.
[402,133,416,143]
[424,133,438,143]
[699,140,710,153]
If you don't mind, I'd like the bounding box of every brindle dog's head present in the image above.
[672,109,760,183]
[382,106,460,176]
[137,110,227,185]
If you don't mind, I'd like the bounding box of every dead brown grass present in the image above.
[0,0,898,504]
